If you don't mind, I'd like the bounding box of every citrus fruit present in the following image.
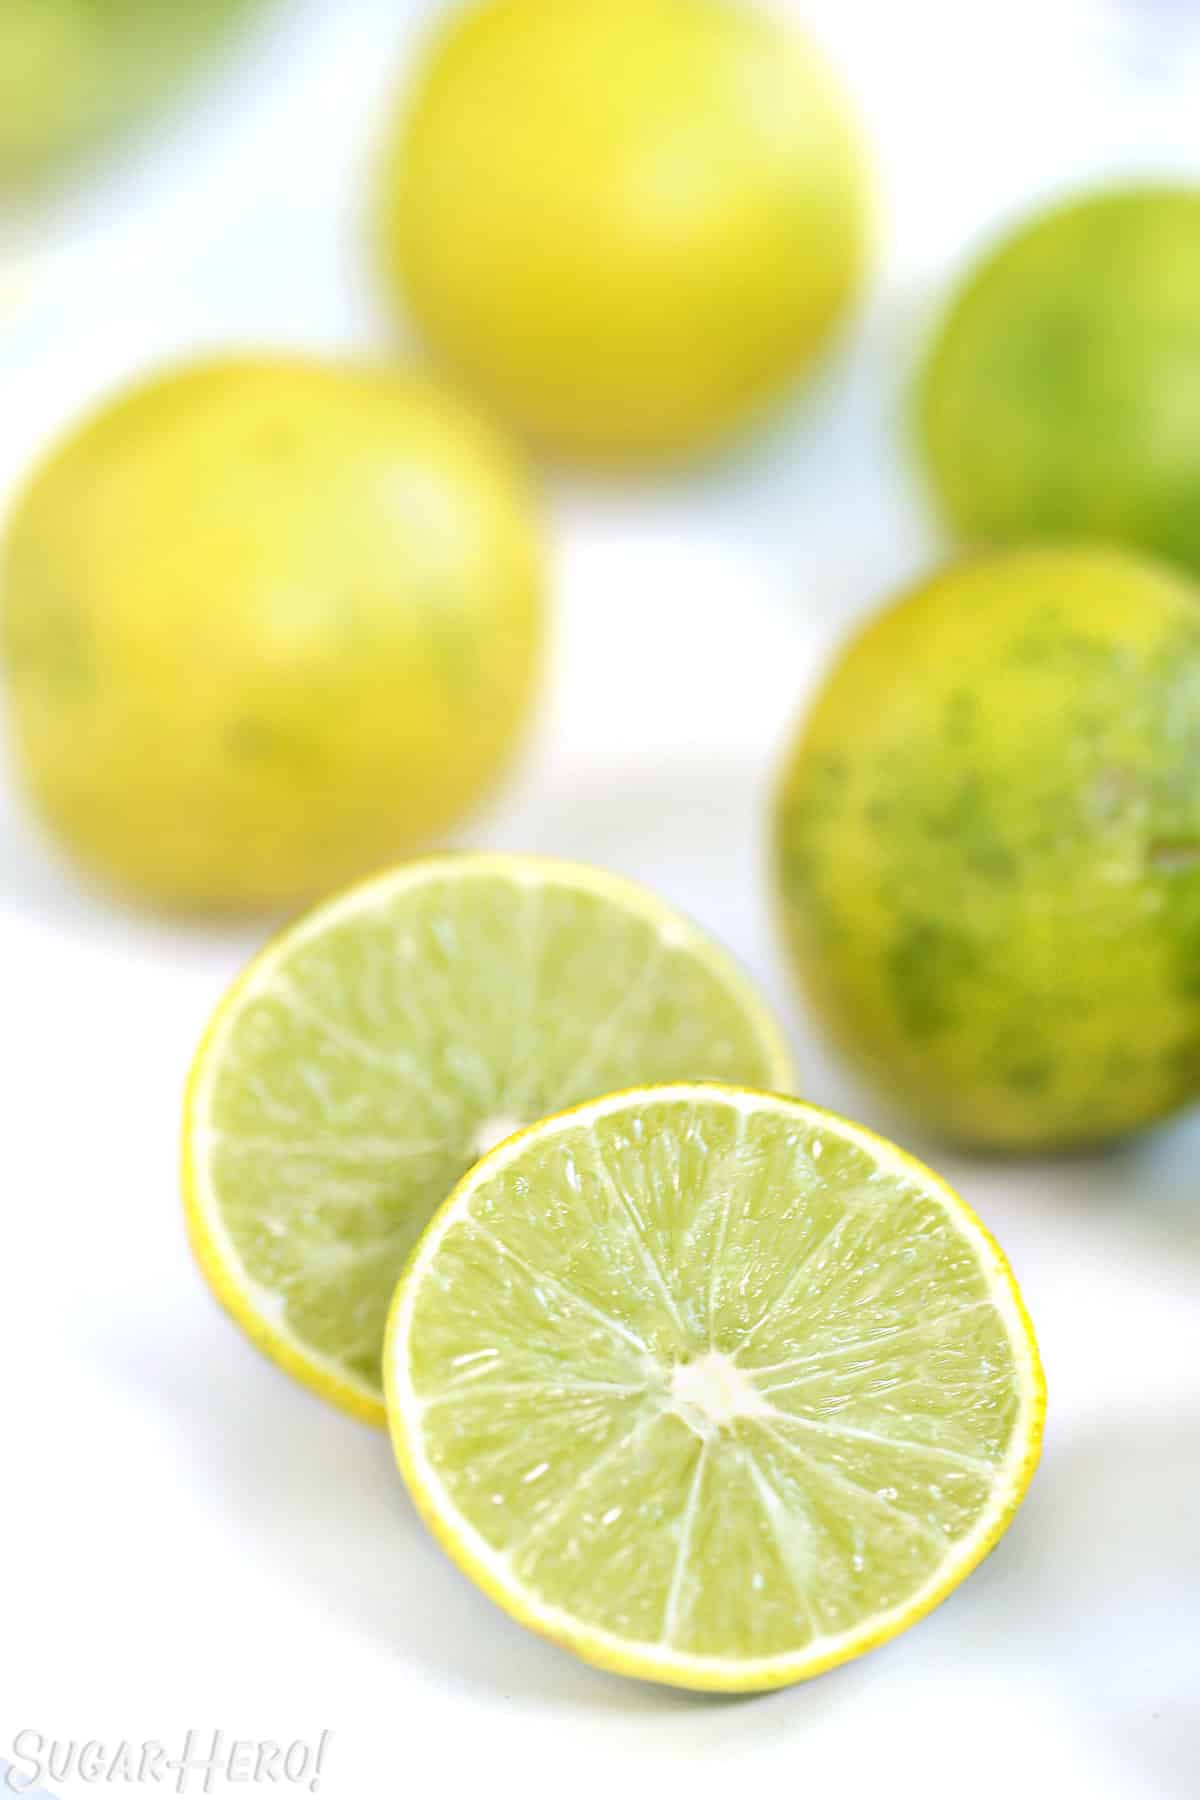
[917,184,1200,577]
[385,1084,1044,1691]
[0,0,258,186]
[773,545,1200,1151]
[182,855,794,1424]
[376,0,869,467]
[0,356,543,912]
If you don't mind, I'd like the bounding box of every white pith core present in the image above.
[472,1115,525,1158]
[666,1350,774,1438]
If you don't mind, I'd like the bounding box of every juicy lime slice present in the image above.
[183,857,793,1424]
[385,1085,1044,1691]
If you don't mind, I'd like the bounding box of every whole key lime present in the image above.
[376,0,869,467]
[917,184,1200,577]
[0,0,259,186]
[774,545,1200,1151]
[1,357,544,912]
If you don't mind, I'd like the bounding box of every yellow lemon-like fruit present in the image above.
[1,356,544,912]
[377,0,869,467]
[774,545,1200,1151]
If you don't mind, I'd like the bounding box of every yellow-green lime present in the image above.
[183,855,794,1424]
[918,184,1200,576]
[0,0,259,186]
[774,545,1200,1151]
[1,356,543,912]
[376,0,869,467]
[385,1084,1044,1691]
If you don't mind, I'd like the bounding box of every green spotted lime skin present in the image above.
[918,185,1200,577]
[774,546,1200,1150]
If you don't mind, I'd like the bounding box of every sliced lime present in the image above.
[386,1085,1044,1690]
[183,857,793,1422]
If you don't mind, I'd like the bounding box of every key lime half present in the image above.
[183,857,793,1424]
[385,1086,1044,1690]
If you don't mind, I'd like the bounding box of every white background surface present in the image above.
[2,3,1198,1796]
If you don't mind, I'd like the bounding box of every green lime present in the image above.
[386,1085,1043,1689]
[774,545,1200,1150]
[376,0,869,467]
[0,0,259,185]
[183,856,794,1423]
[918,184,1200,576]
[1,356,544,912]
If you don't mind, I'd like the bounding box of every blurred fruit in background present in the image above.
[377,0,869,468]
[0,357,544,913]
[773,544,1200,1151]
[917,185,1200,578]
[0,0,261,188]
